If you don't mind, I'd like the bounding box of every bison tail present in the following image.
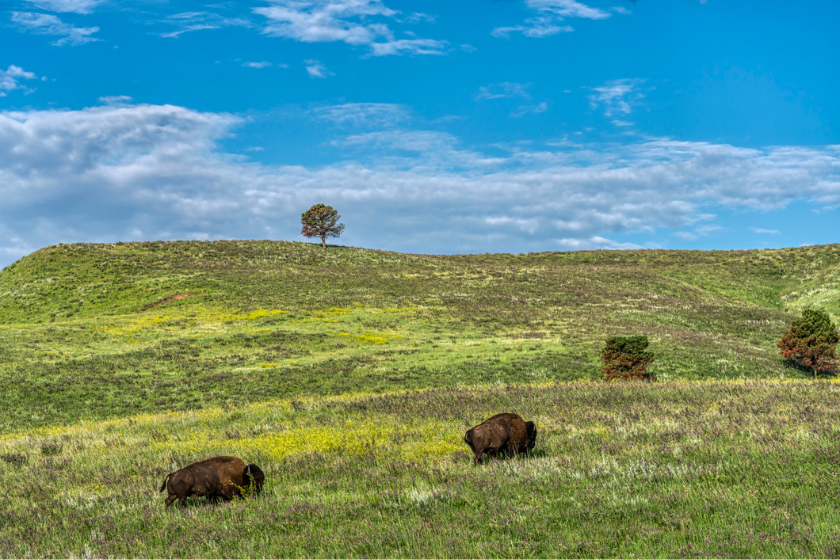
[159,473,172,493]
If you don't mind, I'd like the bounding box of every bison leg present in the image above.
[165,494,178,508]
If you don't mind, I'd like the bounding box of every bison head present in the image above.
[525,421,537,451]
[245,464,265,496]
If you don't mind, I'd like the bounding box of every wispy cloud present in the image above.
[673,224,723,241]
[526,0,611,19]
[589,78,647,117]
[253,0,447,56]
[493,0,610,38]
[159,12,251,38]
[476,82,530,100]
[243,61,273,68]
[11,11,100,46]
[97,95,133,105]
[313,103,410,128]
[557,236,642,250]
[369,38,447,56]
[512,101,549,118]
[304,59,332,78]
[24,0,105,14]
[0,65,39,97]
[492,18,573,38]
[750,227,781,234]
[404,12,435,24]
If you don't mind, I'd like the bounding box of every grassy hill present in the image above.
[2,240,840,557]
[1,240,839,432]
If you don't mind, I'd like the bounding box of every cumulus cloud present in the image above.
[253,0,447,56]
[11,11,100,45]
[0,104,839,266]
[0,65,38,97]
[24,0,105,14]
[493,0,609,38]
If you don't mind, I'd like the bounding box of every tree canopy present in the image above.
[301,204,345,249]
[778,308,838,379]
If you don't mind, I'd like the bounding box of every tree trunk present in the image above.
[321,235,326,249]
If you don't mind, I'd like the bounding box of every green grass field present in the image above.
[1,240,839,557]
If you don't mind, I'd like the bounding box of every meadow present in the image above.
[1,240,839,557]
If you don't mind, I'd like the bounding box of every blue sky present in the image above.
[1,0,838,265]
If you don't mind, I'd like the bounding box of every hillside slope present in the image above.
[1,241,838,432]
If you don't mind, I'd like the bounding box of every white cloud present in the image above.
[476,82,530,100]
[751,227,781,234]
[253,0,447,56]
[0,104,839,266]
[11,11,100,45]
[24,0,105,14]
[313,103,410,128]
[590,78,647,117]
[243,61,273,68]
[0,65,38,97]
[493,0,609,38]
[304,59,332,78]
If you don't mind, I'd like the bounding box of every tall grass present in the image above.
[2,381,840,557]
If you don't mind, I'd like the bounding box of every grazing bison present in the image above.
[159,456,265,508]
[464,413,537,465]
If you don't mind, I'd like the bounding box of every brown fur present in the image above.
[159,456,265,508]
[463,413,537,465]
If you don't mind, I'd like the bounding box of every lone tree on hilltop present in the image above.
[301,204,345,249]
[778,308,838,379]
[601,335,655,381]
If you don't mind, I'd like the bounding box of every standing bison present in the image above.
[159,456,265,508]
[464,413,537,465]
